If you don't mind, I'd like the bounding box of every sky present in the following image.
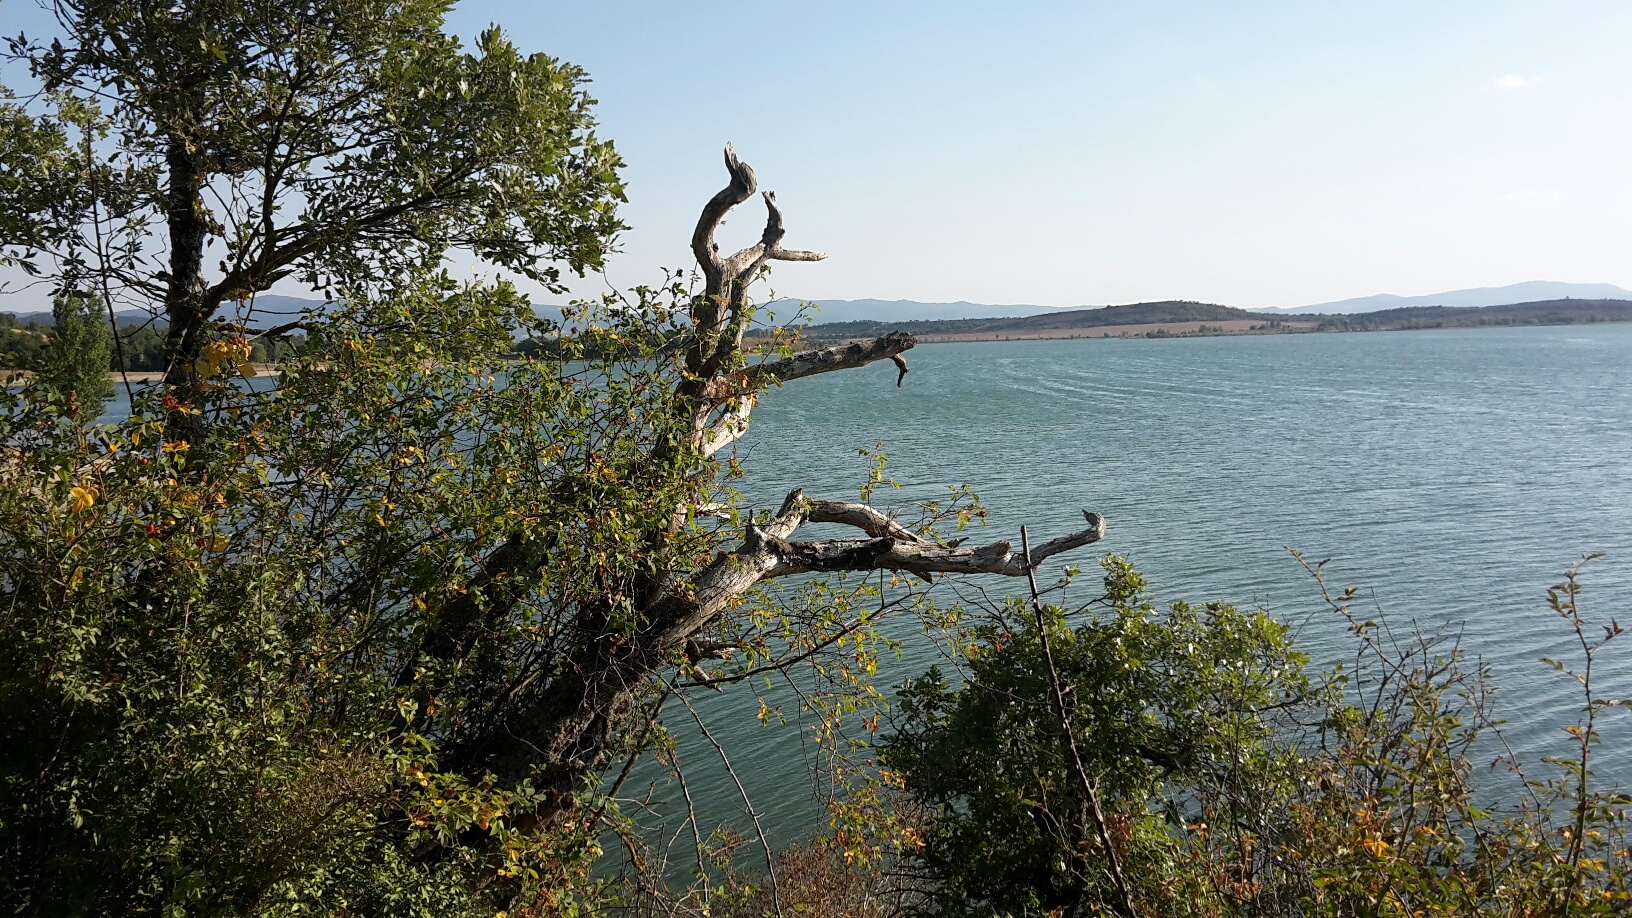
[6,1,1631,310]
[434,0,1632,309]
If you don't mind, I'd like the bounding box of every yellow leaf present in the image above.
[68,484,98,513]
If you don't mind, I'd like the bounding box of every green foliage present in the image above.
[0,85,90,272]
[0,273,635,913]
[876,554,1632,918]
[1278,554,1632,918]
[112,322,169,372]
[36,294,115,418]
[0,0,636,908]
[5,0,623,397]
[0,313,50,370]
[881,557,1319,916]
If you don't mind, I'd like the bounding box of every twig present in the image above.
[663,748,708,909]
[675,691,783,916]
[1022,525,1138,918]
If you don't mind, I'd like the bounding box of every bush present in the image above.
[877,555,1631,917]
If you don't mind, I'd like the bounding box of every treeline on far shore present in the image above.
[0,313,303,372]
[1311,298,1632,331]
[764,297,1632,343]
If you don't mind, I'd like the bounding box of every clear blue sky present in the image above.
[440,0,1632,308]
[6,1,1630,309]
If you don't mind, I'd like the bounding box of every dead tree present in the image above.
[433,145,1107,804]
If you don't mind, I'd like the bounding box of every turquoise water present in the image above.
[662,323,1632,856]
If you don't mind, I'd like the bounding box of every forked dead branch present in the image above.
[449,146,1109,801]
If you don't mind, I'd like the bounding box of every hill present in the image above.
[765,298,1067,324]
[1260,281,1632,315]
[774,298,1632,343]
[787,301,1259,338]
[1312,299,1632,331]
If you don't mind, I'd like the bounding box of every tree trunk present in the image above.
[161,130,217,443]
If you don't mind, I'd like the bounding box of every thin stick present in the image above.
[81,117,137,408]
[675,691,783,916]
[666,749,708,910]
[1022,524,1137,918]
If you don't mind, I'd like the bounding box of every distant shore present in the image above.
[796,312,1632,348]
[6,312,1631,388]
[1,364,282,387]
[897,318,1316,343]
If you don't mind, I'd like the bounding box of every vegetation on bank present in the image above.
[770,297,1632,345]
[2,1,1628,915]
[2,312,302,373]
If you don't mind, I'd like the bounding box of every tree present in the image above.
[1,2,1110,905]
[881,558,1317,916]
[37,292,115,419]
[6,0,624,416]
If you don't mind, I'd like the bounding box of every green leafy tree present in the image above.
[881,557,1319,917]
[0,313,50,369]
[6,0,624,422]
[36,293,115,419]
[0,85,89,271]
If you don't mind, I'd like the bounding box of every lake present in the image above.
[662,322,1632,857]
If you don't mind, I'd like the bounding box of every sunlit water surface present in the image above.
[671,323,1632,858]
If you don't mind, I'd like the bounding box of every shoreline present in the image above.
[1,364,282,387]
[795,315,1632,348]
[891,318,1313,343]
[6,317,1630,387]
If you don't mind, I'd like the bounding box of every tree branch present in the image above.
[690,143,757,289]
[802,497,926,543]
[720,191,827,280]
[653,498,1104,649]
[764,512,1105,580]
[700,398,755,457]
[708,331,916,399]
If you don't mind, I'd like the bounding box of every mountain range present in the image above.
[785,282,1632,323]
[7,282,1631,327]
[1256,281,1632,315]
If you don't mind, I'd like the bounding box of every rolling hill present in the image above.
[1261,281,1632,315]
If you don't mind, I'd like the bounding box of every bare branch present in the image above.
[764,516,1104,580]
[1021,525,1138,918]
[720,190,829,281]
[246,320,310,340]
[700,398,755,457]
[690,143,757,287]
[772,509,1104,579]
[803,497,926,543]
[710,331,916,399]
[654,502,1104,649]
[758,192,825,263]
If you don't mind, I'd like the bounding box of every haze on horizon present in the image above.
[4,1,1630,312]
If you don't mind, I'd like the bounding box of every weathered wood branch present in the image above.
[690,143,757,290]
[700,398,755,457]
[687,147,830,381]
[654,497,1105,650]
[696,332,915,453]
[765,515,1105,580]
[703,331,916,401]
[721,191,826,280]
[802,497,926,543]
